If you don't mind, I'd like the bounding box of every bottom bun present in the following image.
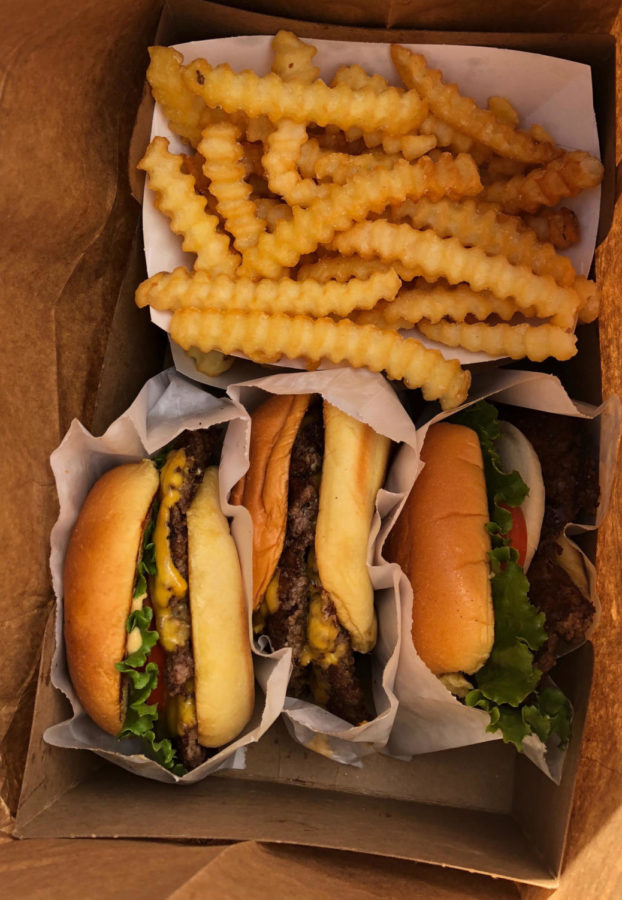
[187,466,255,747]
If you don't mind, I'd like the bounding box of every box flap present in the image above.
[169,841,521,898]
[177,0,620,33]
[0,838,227,897]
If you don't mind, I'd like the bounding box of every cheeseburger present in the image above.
[385,401,598,750]
[232,394,390,725]
[63,428,255,774]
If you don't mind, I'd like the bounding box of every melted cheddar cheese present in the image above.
[300,554,347,669]
[151,449,191,652]
[166,681,198,737]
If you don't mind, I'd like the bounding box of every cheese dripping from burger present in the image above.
[233,394,390,725]
[63,428,255,774]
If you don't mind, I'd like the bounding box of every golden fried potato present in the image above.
[418,320,577,362]
[391,45,559,163]
[334,220,580,328]
[136,267,401,318]
[138,136,239,275]
[170,308,471,409]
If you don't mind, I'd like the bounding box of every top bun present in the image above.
[385,422,494,676]
[316,402,390,653]
[63,460,159,735]
[188,466,255,747]
[231,393,310,608]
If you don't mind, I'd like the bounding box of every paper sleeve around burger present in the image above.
[381,367,619,782]
[45,369,290,784]
[225,367,419,764]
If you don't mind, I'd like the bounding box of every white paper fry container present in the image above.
[141,35,601,387]
[380,368,620,782]
[224,367,419,764]
[45,368,290,784]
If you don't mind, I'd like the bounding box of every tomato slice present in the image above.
[500,503,528,569]
[146,641,167,711]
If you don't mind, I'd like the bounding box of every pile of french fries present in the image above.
[135,31,603,410]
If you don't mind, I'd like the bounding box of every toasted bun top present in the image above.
[232,393,310,608]
[187,467,255,748]
[385,422,494,676]
[316,402,390,653]
[63,460,159,735]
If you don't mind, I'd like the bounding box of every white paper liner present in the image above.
[140,36,601,387]
[380,368,620,782]
[223,367,419,764]
[44,369,290,784]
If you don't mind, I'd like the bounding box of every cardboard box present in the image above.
[3,0,621,894]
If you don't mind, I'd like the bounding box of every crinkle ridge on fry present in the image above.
[170,308,470,409]
[136,267,401,317]
[183,58,428,134]
[333,220,580,328]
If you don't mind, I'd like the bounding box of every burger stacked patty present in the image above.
[499,407,599,669]
[265,410,323,694]
[265,406,367,724]
[310,590,368,725]
[163,428,223,769]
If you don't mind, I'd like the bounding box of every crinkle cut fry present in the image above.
[385,282,529,324]
[169,308,471,410]
[330,64,437,159]
[391,45,560,164]
[390,198,577,287]
[333,220,580,328]
[263,120,328,207]
[239,153,482,278]
[314,148,400,184]
[296,256,419,284]
[480,150,604,214]
[524,207,580,251]
[418,320,577,362]
[246,32,320,144]
[198,123,265,252]
[574,277,600,324]
[389,198,599,321]
[183,58,428,135]
[272,30,320,83]
[138,137,239,275]
[147,47,207,146]
[147,46,242,148]
[136,267,402,317]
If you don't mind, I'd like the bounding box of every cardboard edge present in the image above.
[512,643,595,883]
[14,612,102,837]
[15,767,557,886]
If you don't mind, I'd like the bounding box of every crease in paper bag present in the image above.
[140,36,600,388]
[44,368,290,784]
[225,367,419,765]
[381,367,620,782]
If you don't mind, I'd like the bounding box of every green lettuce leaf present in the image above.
[132,507,158,600]
[115,523,186,776]
[466,687,572,752]
[489,557,547,652]
[452,401,528,533]
[450,401,572,751]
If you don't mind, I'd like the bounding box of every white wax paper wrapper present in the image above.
[381,368,620,782]
[45,369,290,784]
[224,367,419,764]
[142,36,601,387]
